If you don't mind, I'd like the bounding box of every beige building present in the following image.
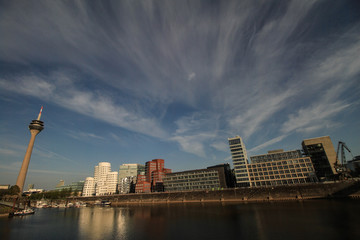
[302,136,337,180]
[248,156,318,187]
[229,136,318,187]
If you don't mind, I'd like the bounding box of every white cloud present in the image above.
[1,0,359,159]
[282,100,350,134]
[188,72,196,81]
[210,142,229,152]
[248,134,289,154]
[1,73,168,139]
[228,89,294,138]
[171,112,219,157]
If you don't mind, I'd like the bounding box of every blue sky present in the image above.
[1,0,359,190]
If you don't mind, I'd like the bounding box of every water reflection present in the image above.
[77,206,168,240]
[78,207,125,239]
[2,200,360,240]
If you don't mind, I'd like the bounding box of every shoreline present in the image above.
[70,180,360,206]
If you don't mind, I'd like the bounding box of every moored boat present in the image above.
[9,208,35,217]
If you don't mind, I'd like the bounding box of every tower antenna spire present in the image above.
[37,106,43,121]
[16,107,45,193]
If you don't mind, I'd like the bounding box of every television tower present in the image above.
[15,107,44,193]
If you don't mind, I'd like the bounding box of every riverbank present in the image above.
[70,180,360,206]
[0,205,12,217]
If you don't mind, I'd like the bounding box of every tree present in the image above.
[9,185,20,195]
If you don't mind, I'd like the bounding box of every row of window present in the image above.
[165,173,218,181]
[249,165,313,172]
[164,177,219,184]
[249,158,311,168]
[251,177,317,187]
[165,180,220,187]
[165,185,220,191]
[250,168,314,176]
[250,172,314,181]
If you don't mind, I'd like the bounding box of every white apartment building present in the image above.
[105,171,118,195]
[82,162,118,196]
[82,177,95,197]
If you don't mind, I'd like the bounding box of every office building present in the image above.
[163,164,234,192]
[229,136,318,187]
[302,136,337,180]
[56,181,85,193]
[134,174,151,193]
[55,180,64,188]
[228,136,251,187]
[248,150,318,187]
[250,149,302,163]
[118,164,145,194]
[135,159,171,193]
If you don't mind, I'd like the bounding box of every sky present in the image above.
[0,0,359,190]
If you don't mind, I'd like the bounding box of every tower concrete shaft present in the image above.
[16,108,44,193]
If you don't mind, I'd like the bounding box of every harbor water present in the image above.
[1,199,360,240]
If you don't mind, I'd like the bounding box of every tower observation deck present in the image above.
[15,107,44,193]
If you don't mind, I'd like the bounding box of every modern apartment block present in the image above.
[82,162,118,196]
[82,177,96,197]
[118,164,145,194]
[163,164,234,192]
[228,136,251,187]
[135,159,171,193]
[302,136,338,180]
[229,136,318,187]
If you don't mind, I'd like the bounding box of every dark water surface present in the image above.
[1,200,359,240]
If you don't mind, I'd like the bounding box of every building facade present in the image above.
[302,136,337,180]
[247,155,318,187]
[228,136,251,187]
[250,149,302,163]
[105,171,118,195]
[82,162,118,196]
[135,159,171,193]
[163,164,234,192]
[56,181,85,193]
[229,136,318,187]
[118,164,145,194]
[82,177,96,197]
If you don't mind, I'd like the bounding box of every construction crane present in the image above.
[335,141,353,179]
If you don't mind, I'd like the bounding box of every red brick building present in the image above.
[135,159,171,193]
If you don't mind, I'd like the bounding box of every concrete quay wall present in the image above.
[71,180,360,205]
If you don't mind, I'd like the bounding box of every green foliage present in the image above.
[9,185,20,195]
[28,188,74,200]
[0,185,20,198]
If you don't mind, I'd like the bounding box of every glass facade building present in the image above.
[163,164,234,192]
[302,136,337,180]
[248,157,318,187]
[118,164,145,194]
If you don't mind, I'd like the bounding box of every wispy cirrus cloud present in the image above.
[0,0,359,160]
[0,72,167,139]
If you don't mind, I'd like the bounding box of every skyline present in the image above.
[1,0,360,190]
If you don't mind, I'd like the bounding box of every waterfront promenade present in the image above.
[69,180,360,206]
